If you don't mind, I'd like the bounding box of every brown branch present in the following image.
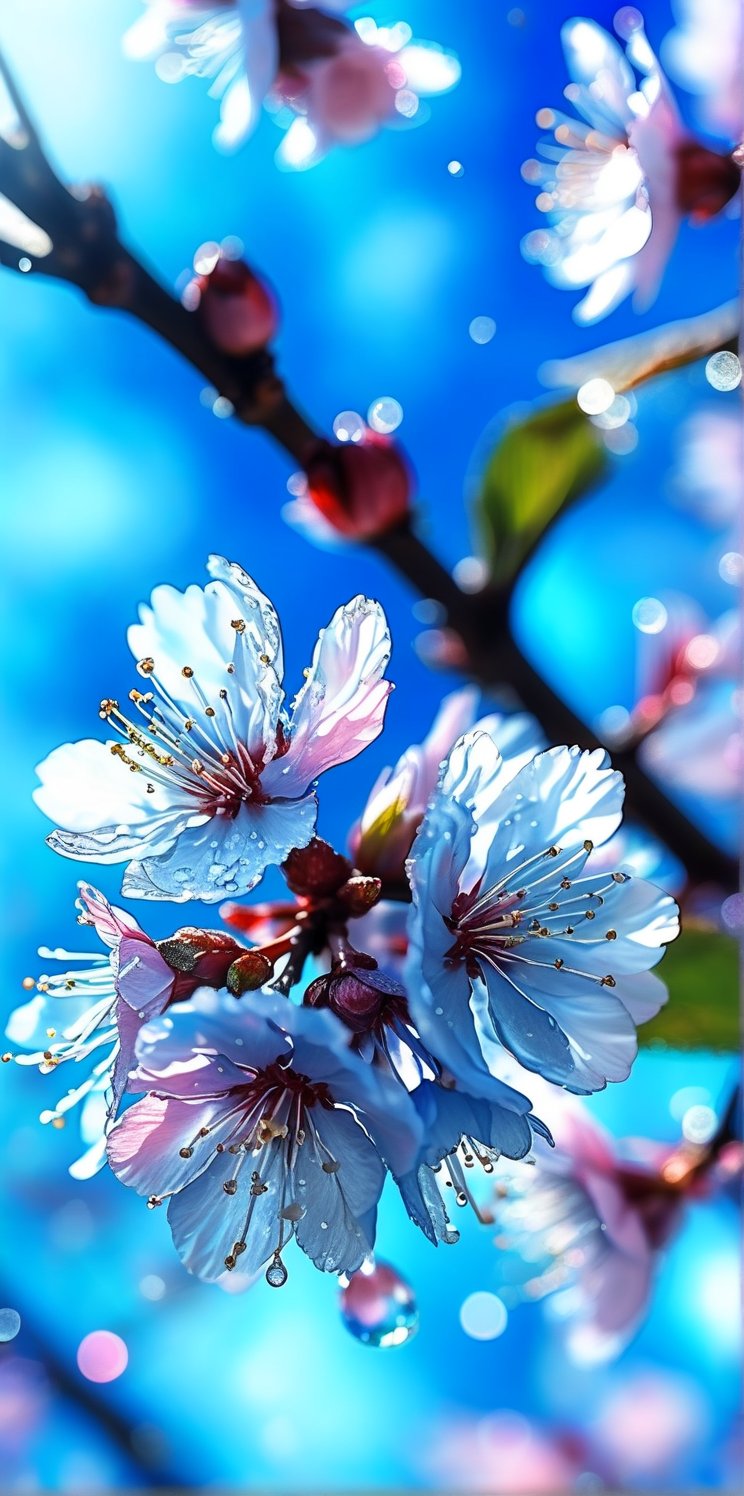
[0,45,735,890]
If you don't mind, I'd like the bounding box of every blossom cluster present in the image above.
[6,557,679,1293]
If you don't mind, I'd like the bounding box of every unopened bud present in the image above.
[337,875,382,916]
[157,927,244,1000]
[227,951,274,994]
[305,963,406,1035]
[191,253,279,354]
[303,429,412,541]
[283,837,353,897]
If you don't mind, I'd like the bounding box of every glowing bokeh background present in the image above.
[0,0,740,1489]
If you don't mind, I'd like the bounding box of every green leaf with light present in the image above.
[475,398,607,584]
[640,926,740,1052]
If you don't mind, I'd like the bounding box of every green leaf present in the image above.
[475,398,607,584]
[640,926,740,1052]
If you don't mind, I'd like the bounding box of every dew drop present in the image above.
[339,1260,419,1349]
[265,1254,288,1289]
[333,410,365,443]
[705,351,742,392]
[368,396,403,434]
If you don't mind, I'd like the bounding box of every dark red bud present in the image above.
[283,837,353,897]
[303,429,412,541]
[675,141,741,220]
[305,970,386,1034]
[157,927,245,1000]
[226,951,274,994]
[192,253,279,354]
[337,875,382,916]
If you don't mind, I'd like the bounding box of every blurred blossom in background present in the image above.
[0,0,741,1490]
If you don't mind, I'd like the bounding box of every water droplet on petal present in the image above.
[339,1260,418,1348]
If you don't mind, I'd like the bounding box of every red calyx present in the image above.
[675,141,741,221]
[157,927,245,1000]
[303,428,412,541]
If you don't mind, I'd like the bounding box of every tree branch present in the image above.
[0,45,735,889]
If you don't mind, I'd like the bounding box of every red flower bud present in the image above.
[192,253,279,354]
[337,875,382,916]
[675,141,740,221]
[157,926,245,1001]
[305,961,407,1035]
[283,837,353,897]
[303,429,412,541]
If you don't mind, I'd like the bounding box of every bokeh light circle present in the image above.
[459,1291,508,1340]
[632,596,668,634]
[469,316,496,345]
[368,397,403,434]
[77,1331,129,1383]
[0,1308,21,1342]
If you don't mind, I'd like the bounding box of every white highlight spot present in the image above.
[577,378,615,415]
[459,1291,508,1340]
[632,596,668,634]
[469,316,496,345]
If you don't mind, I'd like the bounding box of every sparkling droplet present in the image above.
[339,1261,418,1348]
[577,378,615,416]
[265,1254,288,1289]
[368,396,403,434]
[333,410,365,443]
[632,596,668,634]
[0,1308,21,1342]
[705,351,742,392]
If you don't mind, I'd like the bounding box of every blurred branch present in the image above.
[0,46,735,890]
[540,299,739,394]
[0,1277,184,1486]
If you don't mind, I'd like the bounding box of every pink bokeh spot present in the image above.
[76,1331,129,1383]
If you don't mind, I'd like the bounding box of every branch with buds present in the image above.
[0,47,735,888]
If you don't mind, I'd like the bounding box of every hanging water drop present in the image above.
[265,1254,288,1288]
[339,1260,419,1348]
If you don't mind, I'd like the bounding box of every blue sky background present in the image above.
[0,1,740,1489]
